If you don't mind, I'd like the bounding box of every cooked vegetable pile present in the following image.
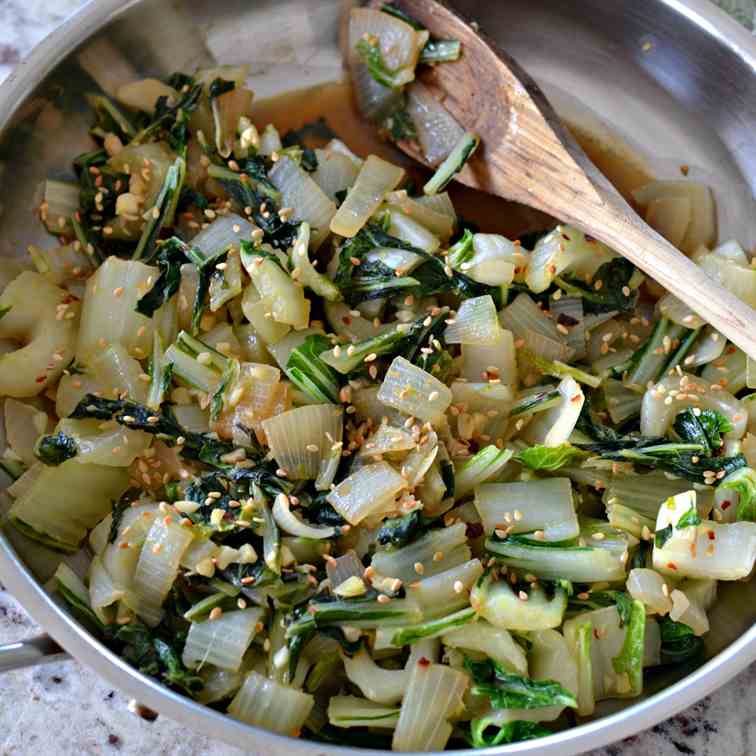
[3,3,756,751]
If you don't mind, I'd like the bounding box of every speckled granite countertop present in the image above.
[3,1,756,754]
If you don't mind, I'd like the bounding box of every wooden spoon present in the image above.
[368,0,756,359]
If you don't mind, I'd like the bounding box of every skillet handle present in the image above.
[0,634,69,672]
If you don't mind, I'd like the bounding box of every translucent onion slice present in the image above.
[407,559,483,619]
[549,295,586,359]
[604,379,642,425]
[392,660,468,752]
[190,213,253,256]
[262,404,343,480]
[4,398,49,466]
[475,477,579,541]
[442,619,527,676]
[348,7,426,72]
[522,328,574,363]
[326,550,364,589]
[699,252,756,308]
[196,665,244,705]
[444,295,500,345]
[386,190,455,241]
[461,328,518,385]
[400,431,438,488]
[658,292,704,329]
[228,671,314,735]
[330,155,405,238]
[328,696,399,729]
[361,424,417,457]
[713,239,748,264]
[500,292,563,342]
[273,493,337,539]
[182,607,264,671]
[327,461,406,525]
[644,195,691,248]
[131,517,194,625]
[684,326,726,368]
[632,180,715,253]
[269,156,336,249]
[627,568,672,615]
[387,208,440,253]
[377,356,452,422]
[89,554,123,624]
[405,81,465,167]
[312,149,360,200]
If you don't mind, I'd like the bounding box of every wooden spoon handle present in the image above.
[570,198,756,360]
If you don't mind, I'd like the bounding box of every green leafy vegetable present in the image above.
[286,334,342,403]
[115,622,203,695]
[556,258,639,314]
[376,510,433,549]
[465,657,577,710]
[718,467,756,521]
[659,617,704,665]
[673,408,732,455]
[108,488,141,544]
[135,237,188,317]
[611,597,645,694]
[469,719,551,749]
[34,432,78,466]
[355,39,407,90]
[515,443,586,471]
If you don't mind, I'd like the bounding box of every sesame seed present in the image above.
[209,607,223,620]
[414,562,425,575]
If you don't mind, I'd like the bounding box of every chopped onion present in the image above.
[262,404,343,480]
[228,671,313,735]
[377,356,452,422]
[4,398,48,466]
[273,492,337,539]
[684,326,725,368]
[407,559,483,619]
[191,213,253,256]
[604,379,642,425]
[500,292,563,342]
[183,608,264,670]
[444,295,500,345]
[699,252,756,308]
[330,155,404,238]
[269,157,336,250]
[522,328,574,363]
[457,234,521,286]
[644,195,691,249]
[386,190,455,241]
[632,180,715,254]
[116,77,177,113]
[713,239,748,264]
[443,620,528,676]
[326,550,364,589]
[475,477,579,541]
[312,149,360,200]
[328,696,399,729]
[327,461,406,525]
[89,554,123,624]
[131,517,194,625]
[40,180,78,235]
[392,660,467,752]
[549,295,586,359]
[657,292,704,329]
[405,81,465,167]
[461,328,518,385]
[627,568,672,615]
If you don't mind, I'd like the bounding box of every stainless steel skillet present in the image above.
[2,1,756,753]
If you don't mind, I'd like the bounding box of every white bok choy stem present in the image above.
[392,660,468,752]
[262,404,343,480]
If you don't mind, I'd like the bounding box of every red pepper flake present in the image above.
[35,375,47,384]
[666,562,678,571]
[720,500,731,510]
[707,530,716,540]
[418,657,431,667]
